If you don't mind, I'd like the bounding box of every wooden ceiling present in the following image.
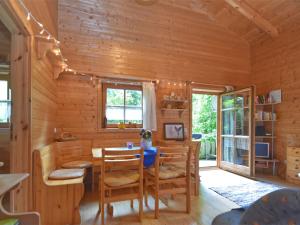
[163,0,300,44]
[58,0,300,84]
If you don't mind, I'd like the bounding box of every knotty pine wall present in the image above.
[252,28,300,178]
[31,47,58,150]
[57,74,192,146]
[21,0,59,150]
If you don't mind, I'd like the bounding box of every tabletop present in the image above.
[0,173,29,196]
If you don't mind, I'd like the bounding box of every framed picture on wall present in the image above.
[164,123,184,141]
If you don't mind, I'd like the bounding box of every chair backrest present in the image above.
[56,140,92,165]
[34,143,57,182]
[101,148,144,172]
[156,146,191,171]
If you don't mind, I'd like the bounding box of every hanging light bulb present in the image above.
[26,12,31,21]
[53,48,60,56]
[40,29,45,34]
[38,22,43,28]
[47,34,51,40]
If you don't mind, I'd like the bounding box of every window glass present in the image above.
[105,86,142,126]
[0,81,8,100]
[0,81,10,123]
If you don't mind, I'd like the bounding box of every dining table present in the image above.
[92,146,157,168]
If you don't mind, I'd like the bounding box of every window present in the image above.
[0,80,11,126]
[103,84,143,128]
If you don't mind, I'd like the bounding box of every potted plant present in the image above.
[140,129,152,149]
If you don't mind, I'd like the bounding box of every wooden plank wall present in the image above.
[251,27,300,178]
[57,75,191,146]
[22,0,59,150]
[23,0,58,38]
[31,44,58,150]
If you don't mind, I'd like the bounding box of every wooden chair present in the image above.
[154,140,200,196]
[99,148,144,224]
[33,143,85,225]
[145,146,191,219]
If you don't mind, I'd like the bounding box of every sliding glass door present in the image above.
[219,87,254,176]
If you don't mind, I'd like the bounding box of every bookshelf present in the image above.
[255,97,279,175]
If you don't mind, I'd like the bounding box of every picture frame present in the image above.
[164,123,184,141]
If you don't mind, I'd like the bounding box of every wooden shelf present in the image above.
[162,99,188,103]
[256,103,279,106]
[255,120,276,122]
[161,108,186,111]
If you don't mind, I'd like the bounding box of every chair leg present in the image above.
[139,191,143,222]
[155,182,159,219]
[130,199,134,209]
[101,202,105,225]
[100,185,105,224]
[144,177,148,207]
[186,183,191,214]
[139,180,144,222]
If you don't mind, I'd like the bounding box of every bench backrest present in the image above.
[56,140,92,166]
[34,143,57,182]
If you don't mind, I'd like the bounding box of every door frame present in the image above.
[0,1,31,211]
[217,87,255,177]
[190,84,224,165]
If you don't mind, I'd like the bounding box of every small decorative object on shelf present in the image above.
[126,142,134,149]
[140,129,152,149]
[118,122,126,129]
[54,128,77,142]
[161,92,188,117]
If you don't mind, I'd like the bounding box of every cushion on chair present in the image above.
[61,160,93,169]
[148,164,186,179]
[104,171,139,187]
[0,218,19,225]
[48,168,85,180]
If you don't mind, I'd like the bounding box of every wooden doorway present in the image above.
[0,2,31,211]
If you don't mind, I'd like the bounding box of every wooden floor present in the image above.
[80,168,293,225]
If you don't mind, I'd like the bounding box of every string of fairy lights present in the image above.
[17,0,190,88]
[17,0,90,77]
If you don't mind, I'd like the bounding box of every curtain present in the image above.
[142,82,157,131]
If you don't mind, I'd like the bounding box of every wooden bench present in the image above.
[56,140,94,190]
[33,143,84,225]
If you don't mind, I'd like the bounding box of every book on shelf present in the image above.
[256,94,272,104]
[255,111,276,121]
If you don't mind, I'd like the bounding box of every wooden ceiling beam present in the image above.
[224,0,278,38]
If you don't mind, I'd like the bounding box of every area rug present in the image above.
[209,181,283,207]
